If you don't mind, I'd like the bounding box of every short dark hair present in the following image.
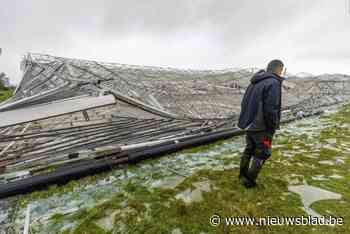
[266,59,284,73]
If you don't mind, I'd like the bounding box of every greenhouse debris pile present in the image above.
[0,53,349,196]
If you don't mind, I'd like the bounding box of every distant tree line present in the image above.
[0,80,14,91]
[0,79,8,90]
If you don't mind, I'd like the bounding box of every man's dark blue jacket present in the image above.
[238,70,283,135]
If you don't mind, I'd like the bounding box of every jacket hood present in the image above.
[250,69,284,84]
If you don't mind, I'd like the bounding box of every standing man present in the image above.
[237,60,285,188]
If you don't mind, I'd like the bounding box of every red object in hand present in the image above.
[262,138,272,148]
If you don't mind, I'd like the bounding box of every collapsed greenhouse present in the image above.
[0,53,349,198]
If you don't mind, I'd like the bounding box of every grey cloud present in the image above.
[0,0,350,84]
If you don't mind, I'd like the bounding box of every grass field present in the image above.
[0,89,12,103]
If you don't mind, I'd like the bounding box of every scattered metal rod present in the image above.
[2,118,168,155]
[15,120,201,161]
[1,119,174,164]
[0,118,145,142]
[2,119,194,165]
[0,123,31,157]
[0,127,243,198]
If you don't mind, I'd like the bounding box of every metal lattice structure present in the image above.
[0,53,349,190]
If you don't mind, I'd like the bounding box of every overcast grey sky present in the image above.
[1,0,350,84]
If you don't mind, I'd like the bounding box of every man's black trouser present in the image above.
[239,131,273,185]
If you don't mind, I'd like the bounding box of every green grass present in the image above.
[0,89,12,103]
[20,104,350,234]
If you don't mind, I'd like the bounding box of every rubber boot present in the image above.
[238,154,251,180]
[245,157,265,188]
